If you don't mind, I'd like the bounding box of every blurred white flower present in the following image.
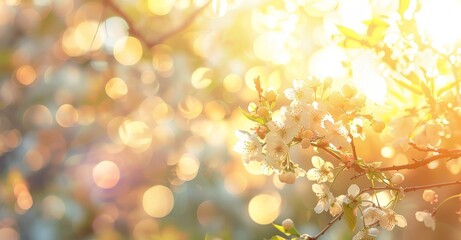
[312,183,335,213]
[379,209,407,231]
[349,117,366,140]
[265,132,289,165]
[306,103,329,134]
[422,189,438,204]
[329,200,343,217]
[390,172,405,185]
[233,130,263,163]
[307,156,334,183]
[362,207,383,225]
[284,79,314,104]
[352,227,380,240]
[281,104,310,130]
[267,120,299,144]
[415,211,436,231]
[337,184,372,206]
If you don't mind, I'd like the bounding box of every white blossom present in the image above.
[307,156,334,183]
[379,209,407,231]
[329,200,343,217]
[362,207,383,226]
[233,130,264,163]
[267,120,298,144]
[281,104,310,130]
[415,211,436,231]
[284,79,314,104]
[352,228,380,240]
[337,184,372,207]
[265,132,289,165]
[312,183,335,213]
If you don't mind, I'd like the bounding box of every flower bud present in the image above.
[257,107,269,119]
[301,138,311,149]
[341,84,357,98]
[422,189,438,203]
[282,218,294,230]
[300,234,312,240]
[329,91,345,107]
[306,77,321,88]
[323,77,333,88]
[302,130,314,139]
[265,88,278,103]
[279,171,296,184]
[391,173,405,185]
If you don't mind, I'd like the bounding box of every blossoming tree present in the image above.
[235,1,461,239]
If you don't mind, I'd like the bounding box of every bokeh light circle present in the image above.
[142,185,174,218]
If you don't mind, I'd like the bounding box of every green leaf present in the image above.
[239,107,265,124]
[398,0,410,17]
[344,205,357,231]
[272,223,301,237]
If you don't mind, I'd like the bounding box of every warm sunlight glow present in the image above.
[416,0,461,51]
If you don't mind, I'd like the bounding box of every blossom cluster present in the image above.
[234,77,459,239]
[234,77,383,184]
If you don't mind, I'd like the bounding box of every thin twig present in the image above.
[310,212,344,240]
[102,0,152,47]
[349,134,358,160]
[359,180,461,194]
[351,150,461,179]
[402,180,461,193]
[150,1,212,46]
[103,0,211,49]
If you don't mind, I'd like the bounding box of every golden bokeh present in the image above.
[248,193,280,225]
[113,37,143,66]
[118,120,152,150]
[105,77,128,99]
[148,0,175,16]
[142,185,174,218]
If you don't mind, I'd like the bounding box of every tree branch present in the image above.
[310,212,344,240]
[402,180,461,193]
[359,180,461,194]
[351,149,461,179]
[102,0,211,49]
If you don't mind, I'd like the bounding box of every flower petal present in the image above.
[314,201,325,213]
[423,215,436,231]
[311,156,324,168]
[348,184,360,197]
[415,211,427,222]
[307,169,321,181]
[395,214,407,227]
[312,183,322,194]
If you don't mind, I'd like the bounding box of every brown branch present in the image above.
[359,180,461,194]
[351,150,461,179]
[311,142,347,165]
[103,0,211,49]
[310,212,344,240]
[402,180,461,193]
[378,151,461,172]
[349,134,358,160]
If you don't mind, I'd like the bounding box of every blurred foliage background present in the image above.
[0,0,460,239]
